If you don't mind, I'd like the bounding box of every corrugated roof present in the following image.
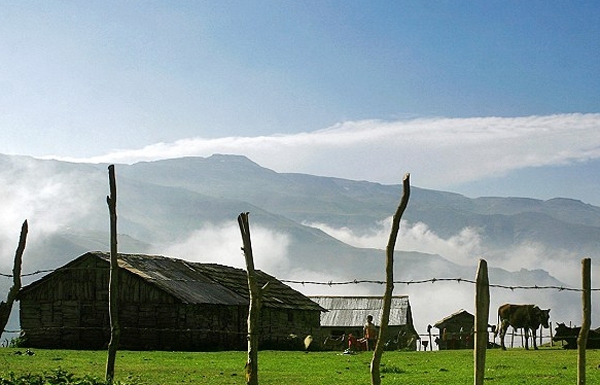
[309,295,412,327]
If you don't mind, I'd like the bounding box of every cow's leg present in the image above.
[532,328,538,350]
[499,320,508,350]
[523,328,530,350]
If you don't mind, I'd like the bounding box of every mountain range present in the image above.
[1,153,598,341]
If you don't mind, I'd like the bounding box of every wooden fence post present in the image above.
[105,165,120,384]
[578,257,591,385]
[474,259,489,385]
[370,173,410,385]
[0,220,28,335]
[427,324,432,351]
[238,212,269,385]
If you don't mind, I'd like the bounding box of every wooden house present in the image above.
[433,309,474,349]
[309,295,419,351]
[18,251,325,351]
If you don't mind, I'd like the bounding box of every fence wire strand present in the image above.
[2,267,598,292]
[279,278,597,292]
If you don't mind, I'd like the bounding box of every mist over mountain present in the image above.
[1,153,598,341]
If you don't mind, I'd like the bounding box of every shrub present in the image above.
[0,368,138,385]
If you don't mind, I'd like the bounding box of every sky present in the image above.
[1,1,600,205]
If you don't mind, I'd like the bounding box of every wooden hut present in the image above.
[433,309,474,350]
[18,251,325,351]
[309,295,419,351]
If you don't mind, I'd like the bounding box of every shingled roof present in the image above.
[22,251,325,312]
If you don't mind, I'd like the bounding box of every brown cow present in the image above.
[553,323,600,349]
[495,303,550,350]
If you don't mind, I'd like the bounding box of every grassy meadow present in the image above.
[1,347,600,384]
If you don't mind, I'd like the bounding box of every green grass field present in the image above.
[1,347,599,385]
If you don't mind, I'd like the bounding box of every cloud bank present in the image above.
[306,218,589,287]
[0,158,101,268]
[307,218,484,267]
[49,113,600,190]
[303,218,589,336]
[156,221,291,273]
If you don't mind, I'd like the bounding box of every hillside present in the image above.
[121,155,600,248]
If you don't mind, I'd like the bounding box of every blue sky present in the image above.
[1,1,600,205]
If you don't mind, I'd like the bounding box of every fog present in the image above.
[307,218,594,288]
[0,158,104,270]
[303,218,594,341]
[155,221,291,273]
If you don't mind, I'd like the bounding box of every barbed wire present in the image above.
[2,267,598,292]
[0,269,56,278]
[280,278,599,292]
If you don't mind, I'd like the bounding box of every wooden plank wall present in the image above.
[19,258,322,350]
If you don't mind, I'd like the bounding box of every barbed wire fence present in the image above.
[280,273,597,350]
[1,265,597,348]
[2,267,599,291]
[279,274,596,351]
[280,278,600,292]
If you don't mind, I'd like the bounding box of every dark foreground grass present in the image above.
[1,347,600,385]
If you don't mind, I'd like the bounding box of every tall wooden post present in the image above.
[474,259,490,385]
[0,220,28,334]
[427,324,433,351]
[239,212,268,385]
[578,258,591,385]
[370,173,410,385]
[105,165,120,384]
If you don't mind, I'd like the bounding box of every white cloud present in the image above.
[306,218,483,267]
[301,219,590,336]
[46,113,600,190]
[155,221,292,276]
[0,158,102,268]
[305,218,594,289]
[484,242,596,288]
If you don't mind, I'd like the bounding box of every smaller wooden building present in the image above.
[310,295,419,351]
[18,251,325,351]
[433,309,474,350]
